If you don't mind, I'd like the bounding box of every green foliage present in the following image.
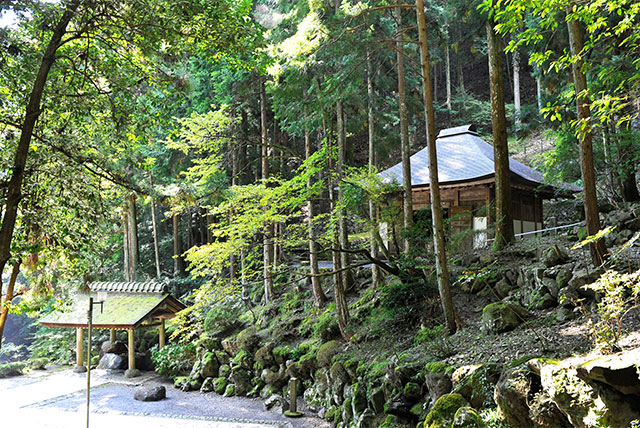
[150,342,197,379]
[0,361,26,378]
[414,325,447,346]
[583,269,640,353]
[313,306,340,342]
[28,327,76,365]
[203,302,244,338]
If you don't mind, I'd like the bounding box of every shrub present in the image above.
[29,326,76,365]
[0,361,26,378]
[203,302,243,337]
[583,269,640,353]
[150,342,196,379]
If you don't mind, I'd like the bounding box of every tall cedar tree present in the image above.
[566,7,608,265]
[261,80,275,302]
[396,7,413,251]
[416,0,459,333]
[487,19,515,249]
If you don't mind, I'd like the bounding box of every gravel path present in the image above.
[1,368,332,428]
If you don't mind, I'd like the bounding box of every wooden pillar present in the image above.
[127,329,135,370]
[110,329,116,343]
[159,319,166,350]
[76,327,84,366]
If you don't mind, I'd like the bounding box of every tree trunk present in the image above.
[173,213,185,276]
[305,107,326,307]
[229,137,238,281]
[487,19,515,249]
[336,101,353,289]
[0,261,21,349]
[513,45,522,134]
[329,134,350,340]
[261,80,275,303]
[416,0,459,334]
[445,40,452,114]
[536,74,543,114]
[0,0,81,280]
[149,173,161,279]
[396,7,413,251]
[126,194,138,281]
[566,7,608,266]
[123,213,130,281]
[366,49,382,288]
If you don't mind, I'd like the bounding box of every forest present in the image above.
[1,0,640,427]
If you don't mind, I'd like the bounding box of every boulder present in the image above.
[100,341,127,357]
[452,363,500,409]
[494,278,512,299]
[576,352,640,395]
[494,362,537,428]
[403,381,422,401]
[568,268,600,290]
[384,398,413,418]
[542,245,569,268]
[537,356,640,428]
[97,353,127,370]
[425,370,452,405]
[452,407,485,428]
[201,352,219,379]
[528,391,571,428]
[223,383,235,397]
[264,394,289,413]
[481,302,529,334]
[254,344,275,367]
[213,377,227,394]
[133,385,166,401]
[200,377,214,393]
[221,340,239,357]
[423,393,469,428]
[230,368,253,395]
[555,266,574,289]
[236,327,261,353]
[317,340,342,368]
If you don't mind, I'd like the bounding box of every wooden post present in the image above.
[110,329,116,343]
[128,329,135,370]
[159,319,166,349]
[76,327,84,366]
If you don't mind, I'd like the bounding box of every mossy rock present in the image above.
[223,383,236,397]
[236,327,261,353]
[425,362,454,375]
[423,393,469,428]
[403,381,422,401]
[452,407,485,428]
[452,364,500,409]
[173,376,188,389]
[200,377,214,393]
[213,377,227,394]
[231,349,253,370]
[481,302,529,334]
[272,345,293,365]
[317,340,342,368]
[218,364,231,378]
[254,344,275,366]
[201,352,219,379]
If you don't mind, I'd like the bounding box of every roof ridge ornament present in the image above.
[437,124,478,138]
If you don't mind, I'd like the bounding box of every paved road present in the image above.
[1,368,330,428]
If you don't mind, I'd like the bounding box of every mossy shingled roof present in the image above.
[40,289,185,329]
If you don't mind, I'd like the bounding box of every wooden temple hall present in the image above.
[40,281,185,375]
[380,125,579,247]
